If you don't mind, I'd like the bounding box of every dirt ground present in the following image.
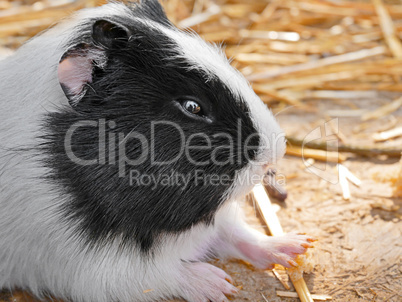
[219,99,401,302]
[1,99,401,302]
[221,100,402,302]
[230,115,401,301]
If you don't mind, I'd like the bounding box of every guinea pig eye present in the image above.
[174,97,213,123]
[183,100,202,115]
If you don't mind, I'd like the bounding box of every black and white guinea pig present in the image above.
[0,1,314,301]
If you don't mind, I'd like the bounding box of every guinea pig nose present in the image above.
[262,163,270,173]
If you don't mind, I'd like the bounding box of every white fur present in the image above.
[0,3,293,302]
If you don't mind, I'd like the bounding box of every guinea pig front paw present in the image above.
[237,233,316,270]
[266,233,316,269]
[179,262,238,302]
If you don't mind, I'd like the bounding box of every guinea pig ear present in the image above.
[58,44,91,105]
[58,43,106,106]
[136,0,171,26]
[92,19,131,49]
[58,20,130,105]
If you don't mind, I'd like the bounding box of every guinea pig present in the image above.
[0,1,314,301]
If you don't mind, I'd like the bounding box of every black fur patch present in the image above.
[42,2,260,252]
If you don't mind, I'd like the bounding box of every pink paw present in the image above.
[238,233,316,270]
[179,262,238,302]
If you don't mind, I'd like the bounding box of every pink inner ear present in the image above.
[58,56,93,95]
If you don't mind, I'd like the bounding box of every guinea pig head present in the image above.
[49,0,286,252]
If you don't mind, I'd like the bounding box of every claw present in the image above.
[231,287,239,294]
[225,277,233,284]
[288,260,298,267]
[226,285,240,295]
[301,243,310,248]
[307,237,317,242]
